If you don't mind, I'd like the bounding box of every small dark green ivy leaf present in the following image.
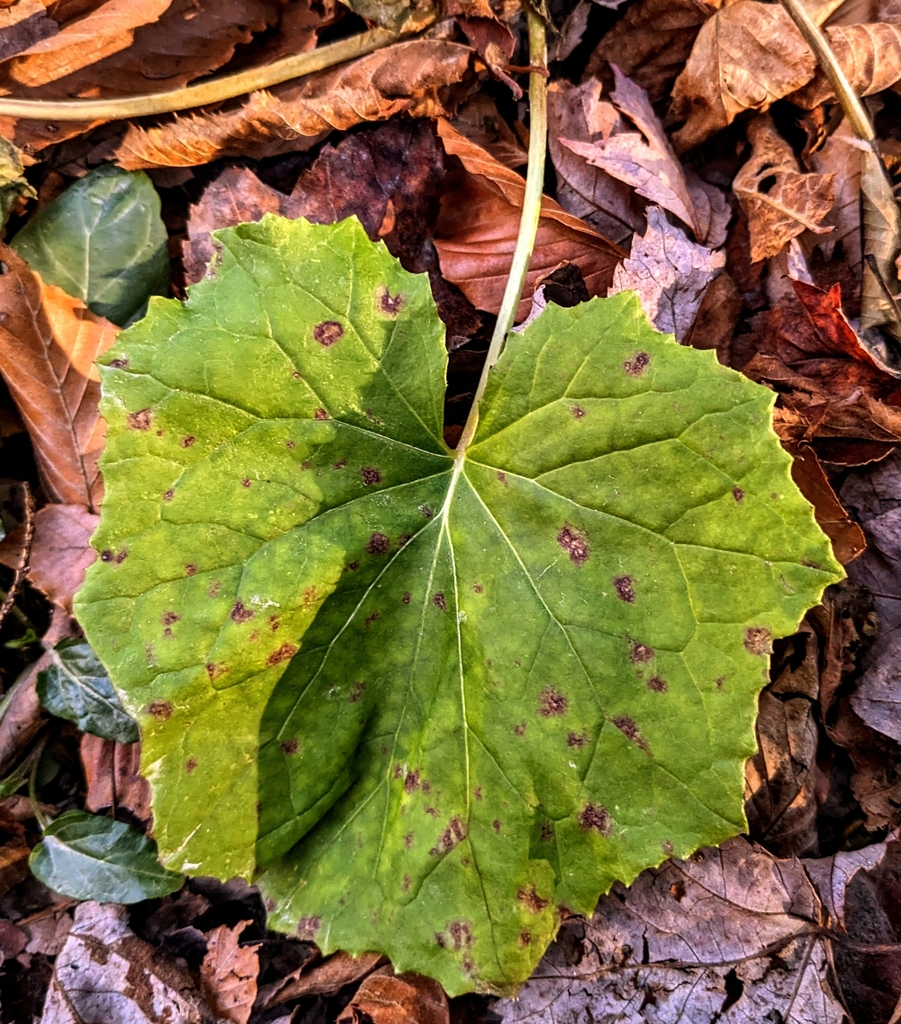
[75,215,843,996]
[37,638,139,743]
[29,810,183,904]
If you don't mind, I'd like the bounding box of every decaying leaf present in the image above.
[80,733,152,826]
[743,280,901,464]
[0,244,119,509]
[112,39,473,169]
[671,1,815,151]
[76,216,840,993]
[808,118,866,275]
[789,22,901,108]
[494,836,845,1024]
[256,950,388,1009]
[26,504,99,615]
[0,0,56,64]
[586,0,713,104]
[608,204,725,342]
[435,118,623,317]
[200,920,260,1024]
[547,79,643,246]
[733,115,835,263]
[338,967,449,1024]
[561,66,725,244]
[804,832,897,929]
[42,901,229,1024]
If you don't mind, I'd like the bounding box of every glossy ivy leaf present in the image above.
[75,216,842,995]
[37,638,139,743]
[10,164,168,325]
[29,810,183,903]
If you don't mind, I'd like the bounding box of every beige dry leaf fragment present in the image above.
[200,920,260,1024]
[608,205,725,341]
[112,39,473,169]
[671,0,816,151]
[790,22,901,108]
[733,114,835,262]
[560,66,727,245]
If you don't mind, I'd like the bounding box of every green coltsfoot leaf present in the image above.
[75,215,842,995]
[37,638,139,743]
[29,810,183,903]
[10,164,168,326]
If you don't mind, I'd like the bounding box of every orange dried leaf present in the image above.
[200,920,260,1024]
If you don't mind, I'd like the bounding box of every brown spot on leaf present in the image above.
[474,787,483,801]
[285,439,296,449]
[360,467,381,486]
[472,583,483,594]
[430,816,467,856]
[424,805,438,817]
[716,676,725,690]
[497,471,509,487]
[433,593,447,612]
[208,581,222,598]
[435,933,446,948]
[367,532,390,554]
[378,287,406,315]
[624,351,650,376]
[518,885,550,913]
[613,715,650,753]
[185,563,198,576]
[557,525,589,566]
[539,821,554,842]
[418,504,432,518]
[647,676,668,692]
[231,601,254,623]
[402,592,411,604]
[163,489,175,502]
[163,627,174,639]
[732,486,745,502]
[349,682,366,703]
[538,686,568,718]
[267,643,298,667]
[365,611,380,628]
[493,819,502,833]
[613,575,635,602]
[180,435,195,448]
[571,404,586,419]
[519,931,532,946]
[115,550,128,564]
[629,642,655,663]
[297,916,321,940]
[127,408,153,430]
[281,738,299,754]
[580,803,612,836]
[402,874,411,892]
[109,357,129,369]
[513,721,526,736]
[346,561,360,572]
[146,700,172,720]
[314,408,329,421]
[744,627,772,655]
[161,611,180,627]
[100,550,114,562]
[567,731,588,748]
[206,663,228,682]
[405,770,421,794]
[314,321,343,347]
[662,839,674,855]
[185,757,198,774]
[241,478,252,488]
[404,832,414,848]
[333,458,347,470]
[449,921,473,951]
[269,616,280,631]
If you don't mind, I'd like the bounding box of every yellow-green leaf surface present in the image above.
[75,215,842,995]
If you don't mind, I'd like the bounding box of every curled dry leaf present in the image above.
[81,734,152,827]
[256,950,388,1010]
[42,902,230,1024]
[0,244,118,509]
[744,280,901,465]
[808,118,866,275]
[547,78,645,246]
[733,115,834,263]
[26,504,99,614]
[790,22,901,109]
[586,0,713,104]
[804,832,897,929]
[671,1,815,151]
[112,39,473,169]
[608,205,725,342]
[495,836,845,1024]
[337,967,449,1024]
[434,118,623,318]
[200,920,260,1024]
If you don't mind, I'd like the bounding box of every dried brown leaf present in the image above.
[671,1,816,152]
[200,920,259,1024]
[81,733,152,827]
[804,833,896,929]
[0,244,118,509]
[26,503,98,614]
[337,967,449,1024]
[608,205,725,341]
[451,93,526,169]
[587,0,713,104]
[112,39,472,169]
[547,78,643,245]
[787,443,866,565]
[434,118,623,318]
[257,950,387,1009]
[790,22,901,108]
[0,0,55,63]
[808,118,866,274]
[733,115,834,263]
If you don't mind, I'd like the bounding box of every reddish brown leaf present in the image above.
[808,117,865,276]
[733,115,834,263]
[112,39,473,169]
[671,1,816,151]
[451,93,526,169]
[337,967,449,1024]
[25,503,99,615]
[257,950,388,1009]
[787,443,866,565]
[200,920,260,1024]
[434,118,623,318]
[81,733,152,827]
[0,244,118,509]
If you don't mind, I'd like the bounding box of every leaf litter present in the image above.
[0,0,898,1019]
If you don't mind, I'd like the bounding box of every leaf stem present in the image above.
[458,6,547,452]
[0,14,436,121]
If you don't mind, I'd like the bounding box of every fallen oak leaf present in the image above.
[671,0,816,151]
[434,118,624,317]
[608,205,725,342]
[733,114,834,263]
[111,38,473,169]
[200,920,260,1024]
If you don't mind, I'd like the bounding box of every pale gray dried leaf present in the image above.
[804,831,898,929]
[495,837,845,1024]
[42,902,230,1024]
[808,121,865,276]
[608,205,725,341]
[548,79,642,246]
